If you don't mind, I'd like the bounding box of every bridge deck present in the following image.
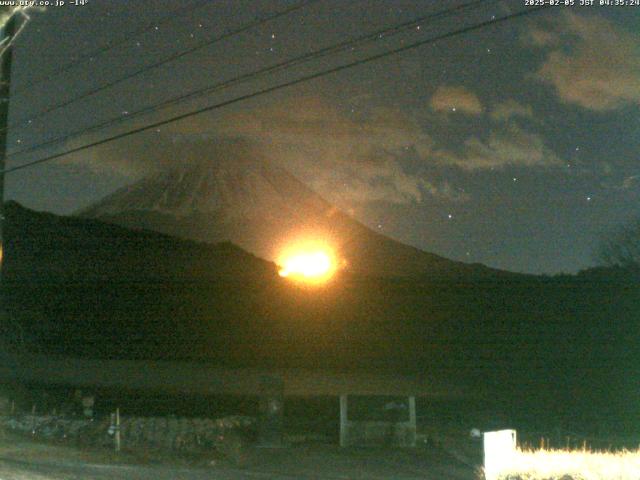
[1,353,466,398]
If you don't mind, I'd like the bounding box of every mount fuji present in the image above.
[79,140,494,278]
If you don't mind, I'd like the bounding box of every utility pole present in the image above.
[0,11,24,352]
[0,11,18,279]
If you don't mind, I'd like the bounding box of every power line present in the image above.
[14,0,212,95]
[8,0,495,159]
[2,5,550,176]
[4,0,318,135]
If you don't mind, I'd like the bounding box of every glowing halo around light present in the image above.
[277,243,338,283]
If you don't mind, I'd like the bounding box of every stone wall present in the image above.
[1,413,254,454]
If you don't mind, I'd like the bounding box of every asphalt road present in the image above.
[0,442,478,479]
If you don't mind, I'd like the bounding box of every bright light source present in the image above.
[484,429,517,480]
[490,443,640,480]
[482,428,640,480]
[279,251,332,278]
[277,241,338,283]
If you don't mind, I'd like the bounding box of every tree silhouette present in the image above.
[597,217,640,270]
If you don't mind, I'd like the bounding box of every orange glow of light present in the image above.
[278,242,337,283]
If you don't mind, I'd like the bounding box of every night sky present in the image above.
[6,0,640,274]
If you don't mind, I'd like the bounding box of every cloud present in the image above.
[490,100,534,122]
[524,26,559,47]
[622,175,639,190]
[64,96,560,206]
[602,174,640,191]
[209,98,438,205]
[527,13,640,111]
[612,175,640,191]
[430,86,483,115]
[60,131,177,179]
[67,97,461,206]
[434,124,561,170]
[422,181,470,203]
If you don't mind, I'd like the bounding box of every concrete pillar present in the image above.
[257,375,284,447]
[408,396,417,447]
[339,394,348,447]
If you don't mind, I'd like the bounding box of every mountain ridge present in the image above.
[2,200,639,431]
[78,140,504,279]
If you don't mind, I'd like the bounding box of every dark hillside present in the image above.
[2,202,638,432]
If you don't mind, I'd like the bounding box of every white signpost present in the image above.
[483,429,517,480]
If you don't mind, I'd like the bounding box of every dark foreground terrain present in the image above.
[2,202,639,440]
[0,433,476,480]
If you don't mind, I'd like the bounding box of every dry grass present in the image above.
[493,447,640,480]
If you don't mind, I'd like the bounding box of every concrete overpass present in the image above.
[0,351,469,447]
